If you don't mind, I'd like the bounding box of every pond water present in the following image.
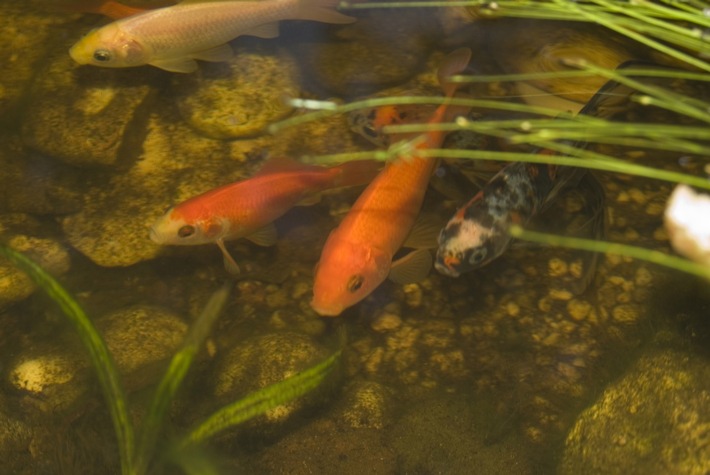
[1,1,709,474]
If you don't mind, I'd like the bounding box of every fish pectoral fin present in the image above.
[242,21,280,39]
[216,239,240,274]
[150,58,198,73]
[389,248,432,284]
[403,214,446,250]
[245,223,278,247]
[190,43,233,62]
[296,193,322,206]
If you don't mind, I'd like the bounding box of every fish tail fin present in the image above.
[437,48,472,98]
[294,0,356,24]
[331,159,381,188]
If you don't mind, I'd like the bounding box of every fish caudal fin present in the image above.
[437,48,472,98]
[332,159,382,188]
[294,0,356,24]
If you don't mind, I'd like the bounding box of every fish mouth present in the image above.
[434,252,462,277]
[434,259,460,277]
[310,298,344,317]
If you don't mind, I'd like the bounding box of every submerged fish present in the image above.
[433,63,654,279]
[310,48,472,317]
[435,159,589,277]
[150,157,380,273]
[69,0,355,73]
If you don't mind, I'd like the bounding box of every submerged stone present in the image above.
[174,42,300,139]
[97,305,188,390]
[212,332,329,431]
[560,348,710,474]
[290,10,437,97]
[0,214,71,311]
[20,30,156,167]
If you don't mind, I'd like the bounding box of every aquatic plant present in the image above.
[269,0,710,279]
[0,244,341,475]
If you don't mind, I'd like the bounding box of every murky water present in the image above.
[1,1,709,474]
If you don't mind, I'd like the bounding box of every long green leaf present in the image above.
[179,348,342,448]
[134,283,231,474]
[0,245,135,475]
[508,225,710,280]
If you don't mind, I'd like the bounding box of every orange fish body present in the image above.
[311,48,472,316]
[150,158,379,273]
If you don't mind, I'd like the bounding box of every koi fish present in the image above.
[310,48,472,317]
[432,62,655,279]
[150,157,380,274]
[435,159,590,277]
[69,0,355,73]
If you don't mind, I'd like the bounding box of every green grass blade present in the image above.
[134,283,231,474]
[508,225,710,280]
[0,245,135,475]
[179,347,342,448]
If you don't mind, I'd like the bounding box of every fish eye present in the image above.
[177,225,196,238]
[468,248,487,265]
[93,49,113,62]
[346,275,364,293]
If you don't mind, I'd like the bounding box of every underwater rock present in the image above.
[97,305,188,390]
[559,349,710,475]
[334,380,395,430]
[0,139,84,215]
[7,341,89,415]
[386,393,535,474]
[0,1,74,125]
[0,395,34,474]
[0,214,71,311]
[61,108,267,268]
[246,417,397,474]
[290,10,438,97]
[482,20,638,110]
[173,42,300,139]
[20,30,157,168]
[211,331,329,431]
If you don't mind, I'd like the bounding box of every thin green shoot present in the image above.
[179,347,342,448]
[133,283,231,475]
[301,147,710,191]
[509,225,710,280]
[0,245,135,475]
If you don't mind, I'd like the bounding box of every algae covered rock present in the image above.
[211,331,330,430]
[0,214,71,311]
[97,305,188,390]
[174,42,300,139]
[20,30,157,168]
[560,349,710,475]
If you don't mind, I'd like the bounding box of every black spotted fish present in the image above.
[432,62,658,278]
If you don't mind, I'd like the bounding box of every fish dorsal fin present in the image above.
[242,21,280,39]
[190,43,233,62]
[403,214,446,250]
[255,157,320,176]
[437,48,472,98]
[216,239,240,274]
[245,223,278,247]
[150,57,198,73]
[389,248,432,284]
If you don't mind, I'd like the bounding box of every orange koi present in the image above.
[58,0,156,20]
[310,48,472,317]
[150,157,380,274]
